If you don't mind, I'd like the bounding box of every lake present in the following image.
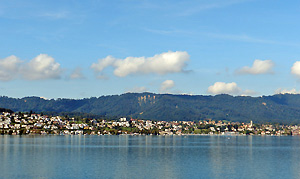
[0,135,299,179]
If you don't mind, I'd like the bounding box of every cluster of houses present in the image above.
[0,111,300,136]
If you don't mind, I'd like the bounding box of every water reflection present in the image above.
[1,135,300,178]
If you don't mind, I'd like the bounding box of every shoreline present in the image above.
[0,133,296,137]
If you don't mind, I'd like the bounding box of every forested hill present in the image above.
[1,93,300,124]
[0,108,13,113]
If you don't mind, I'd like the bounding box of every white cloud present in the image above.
[91,56,116,72]
[241,89,258,96]
[275,88,300,94]
[0,54,63,81]
[160,80,175,93]
[21,54,63,80]
[291,61,300,78]
[91,51,190,77]
[70,67,85,79]
[207,82,242,95]
[40,96,49,100]
[208,82,258,96]
[113,56,146,77]
[236,59,274,75]
[127,86,148,93]
[0,55,22,81]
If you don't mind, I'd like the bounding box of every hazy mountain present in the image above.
[1,93,300,124]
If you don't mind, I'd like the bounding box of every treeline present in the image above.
[2,93,300,124]
[0,108,13,113]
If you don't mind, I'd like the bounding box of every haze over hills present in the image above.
[1,93,300,124]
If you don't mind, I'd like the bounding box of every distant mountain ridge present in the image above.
[1,93,300,124]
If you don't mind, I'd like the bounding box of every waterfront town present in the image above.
[0,111,300,136]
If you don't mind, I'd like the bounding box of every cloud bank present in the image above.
[207,82,241,95]
[22,54,62,80]
[236,59,274,75]
[127,86,148,93]
[91,51,190,77]
[160,80,175,93]
[0,54,63,81]
[207,82,257,96]
[0,55,22,81]
[291,61,300,78]
[275,88,300,94]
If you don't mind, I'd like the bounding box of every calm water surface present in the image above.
[0,135,299,179]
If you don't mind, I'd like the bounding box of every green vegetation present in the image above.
[1,111,300,136]
[2,93,300,124]
[0,108,13,113]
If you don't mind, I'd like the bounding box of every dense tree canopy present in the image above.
[1,93,300,124]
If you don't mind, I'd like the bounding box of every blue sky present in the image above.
[0,0,300,99]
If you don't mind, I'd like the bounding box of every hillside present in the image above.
[1,93,300,124]
[0,108,13,113]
